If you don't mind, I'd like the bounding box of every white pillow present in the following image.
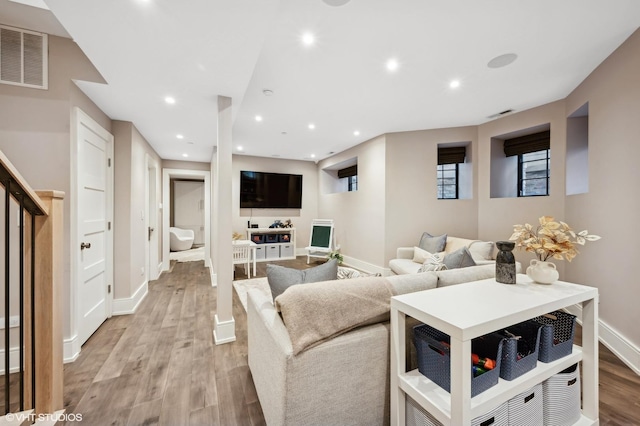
[412,246,432,264]
[469,241,496,261]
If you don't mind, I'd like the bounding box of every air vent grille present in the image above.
[0,25,47,89]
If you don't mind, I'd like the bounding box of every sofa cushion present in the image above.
[389,258,422,275]
[386,271,438,294]
[469,240,496,261]
[418,232,447,253]
[267,259,338,300]
[443,246,477,269]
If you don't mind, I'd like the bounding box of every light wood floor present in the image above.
[60,258,640,425]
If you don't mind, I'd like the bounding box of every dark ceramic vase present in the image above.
[495,241,516,284]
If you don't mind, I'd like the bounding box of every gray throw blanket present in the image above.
[275,276,396,355]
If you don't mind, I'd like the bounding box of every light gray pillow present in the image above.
[267,259,338,300]
[418,232,447,253]
[443,246,477,270]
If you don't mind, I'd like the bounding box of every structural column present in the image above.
[213,96,235,344]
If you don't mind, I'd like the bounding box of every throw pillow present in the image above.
[468,241,496,261]
[443,246,477,270]
[412,246,432,264]
[418,232,447,253]
[267,258,338,300]
[419,252,447,273]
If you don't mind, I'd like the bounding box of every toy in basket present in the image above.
[413,324,504,397]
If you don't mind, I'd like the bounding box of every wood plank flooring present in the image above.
[59,258,640,425]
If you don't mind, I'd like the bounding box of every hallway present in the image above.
[61,261,264,425]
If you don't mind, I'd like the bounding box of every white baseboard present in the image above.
[342,255,386,276]
[63,334,81,363]
[564,304,640,375]
[210,261,217,287]
[112,280,148,316]
[213,314,236,345]
[0,347,22,375]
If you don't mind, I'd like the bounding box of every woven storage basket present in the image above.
[406,395,508,426]
[533,311,576,363]
[250,234,265,244]
[507,383,544,426]
[542,363,581,426]
[499,320,543,381]
[413,324,503,397]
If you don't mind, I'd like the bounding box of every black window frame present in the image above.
[518,149,550,197]
[437,163,459,200]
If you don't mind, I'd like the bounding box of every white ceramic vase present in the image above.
[526,259,559,284]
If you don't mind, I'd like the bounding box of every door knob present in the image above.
[80,242,91,250]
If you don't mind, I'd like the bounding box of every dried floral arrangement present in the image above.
[510,216,601,262]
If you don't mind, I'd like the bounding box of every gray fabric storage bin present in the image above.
[542,364,581,426]
[280,244,294,257]
[254,246,266,260]
[406,395,508,426]
[266,244,279,259]
[507,383,543,426]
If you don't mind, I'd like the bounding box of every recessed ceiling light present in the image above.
[176,134,184,139]
[450,80,461,89]
[311,154,316,158]
[263,89,274,96]
[187,141,194,145]
[354,130,360,136]
[302,32,315,46]
[308,123,315,130]
[237,146,244,151]
[255,115,263,122]
[488,53,518,69]
[165,96,176,104]
[182,153,188,158]
[322,0,351,6]
[386,58,399,72]
[281,131,288,135]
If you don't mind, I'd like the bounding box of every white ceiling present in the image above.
[5,0,640,163]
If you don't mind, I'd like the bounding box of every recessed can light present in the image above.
[308,123,315,130]
[165,96,176,104]
[302,32,315,46]
[176,134,184,139]
[255,115,263,122]
[353,130,360,136]
[450,80,461,89]
[182,153,188,158]
[237,146,243,151]
[263,89,274,96]
[488,53,518,69]
[311,154,316,158]
[386,58,399,72]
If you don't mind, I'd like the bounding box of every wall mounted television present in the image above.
[240,170,303,209]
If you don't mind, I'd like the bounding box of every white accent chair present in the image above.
[233,240,252,278]
[169,227,195,251]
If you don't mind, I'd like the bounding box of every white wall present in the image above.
[232,155,318,252]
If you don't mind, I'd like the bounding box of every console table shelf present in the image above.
[246,227,296,262]
[390,275,599,426]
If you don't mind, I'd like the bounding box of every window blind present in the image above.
[503,130,550,157]
[437,146,466,165]
[337,165,357,178]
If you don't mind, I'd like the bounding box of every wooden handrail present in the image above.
[0,150,63,416]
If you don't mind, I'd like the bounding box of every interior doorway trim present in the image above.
[162,168,211,271]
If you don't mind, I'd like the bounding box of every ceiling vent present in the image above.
[0,25,48,90]
[487,109,514,119]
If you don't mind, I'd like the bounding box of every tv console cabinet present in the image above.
[246,227,296,262]
[390,276,599,426]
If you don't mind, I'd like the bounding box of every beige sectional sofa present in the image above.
[388,236,498,275]
[247,262,507,426]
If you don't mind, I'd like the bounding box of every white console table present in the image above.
[246,227,296,261]
[390,275,599,426]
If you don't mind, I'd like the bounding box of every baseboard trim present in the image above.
[112,280,148,316]
[213,314,236,345]
[210,261,217,287]
[342,255,386,276]
[64,334,81,363]
[564,304,640,375]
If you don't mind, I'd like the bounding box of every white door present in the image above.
[77,110,113,346]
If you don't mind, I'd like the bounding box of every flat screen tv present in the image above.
[240,170,303,209]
